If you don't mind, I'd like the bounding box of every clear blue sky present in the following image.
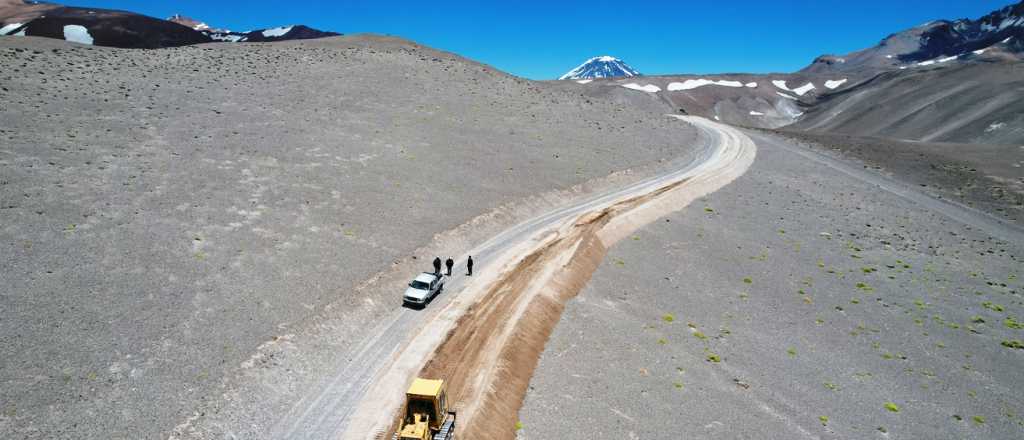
[77,0,1014,79]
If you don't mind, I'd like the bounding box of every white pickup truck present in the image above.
[403,272,445,308]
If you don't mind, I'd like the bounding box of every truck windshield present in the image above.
[409,281,430,290]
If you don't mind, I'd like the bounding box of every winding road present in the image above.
[257,115,1023,440]
[264,115,757,439]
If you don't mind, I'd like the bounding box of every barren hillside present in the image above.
[0,34,697,439]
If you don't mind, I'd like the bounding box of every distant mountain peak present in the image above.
[559,55,640,80]
[167,14,211,31]
[803,0,1024,73]
[164,14,340,43]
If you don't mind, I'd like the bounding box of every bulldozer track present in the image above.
[342,116,756,440]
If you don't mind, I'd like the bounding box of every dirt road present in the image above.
[266,115,1024,440]
[324,116,756,439]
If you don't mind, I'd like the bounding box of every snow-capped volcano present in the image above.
[559,56,640,80]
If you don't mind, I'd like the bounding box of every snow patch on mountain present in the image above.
[63,25,93,45]
[667,79,744,91]
[0,23,23,35]
[262,26,293,38]
[916,53,963,67]
[776,92,799,101]
[560,56,640,80]
[621,83,661,93]
[824,79,848,89]
[772,80,816,96]
[792,83,815,95]
[209,32,244,42]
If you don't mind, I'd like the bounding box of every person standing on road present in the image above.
[466,256,474,276]
[433,257,442,275]
[445,257,454,276]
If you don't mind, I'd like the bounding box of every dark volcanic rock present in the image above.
[900,3,1024,63]
[15,6,212,48]
[199,24,341,43]
[240,24,340,42]
[2,2,340,48]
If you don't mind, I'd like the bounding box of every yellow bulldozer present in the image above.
[393,378,456,440]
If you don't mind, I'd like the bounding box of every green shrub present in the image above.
[1001,340,1024,349]
[982,302,1004,312]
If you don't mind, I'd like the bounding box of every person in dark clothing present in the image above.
[466,255,474,276]
[445,257,454,276]
[433,257,442,275]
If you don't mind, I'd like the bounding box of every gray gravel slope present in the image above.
[793,63,1024,146]
[765,130,1024,227]
[519,131,1023,439]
